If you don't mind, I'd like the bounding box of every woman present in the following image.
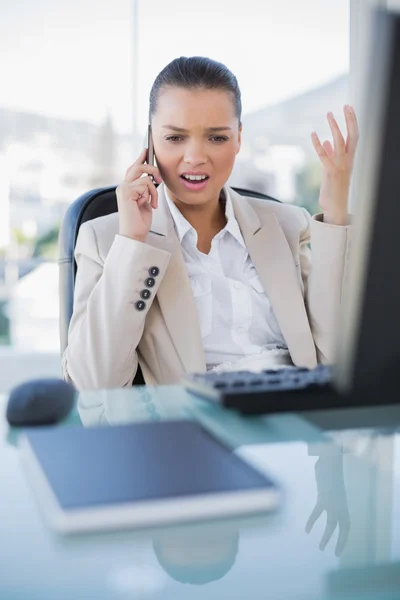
[63,56,358,390]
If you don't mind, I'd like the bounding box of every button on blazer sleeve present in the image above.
[62,222,171,390]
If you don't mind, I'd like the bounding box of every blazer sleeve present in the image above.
[299,210,351,364]
[62,223,171,390]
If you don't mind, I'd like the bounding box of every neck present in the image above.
[167,188,227,235]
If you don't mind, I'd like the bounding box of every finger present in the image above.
[127,183,150,207]
[124,149,146,180]
[319,517,337,551]
[305,503,324,533]
[147,178,158,209]
[311,132,331,169]
[127,148,147,171]
[335,519,351,557]
[344,105,359,157]
[125,158,162,183]
[127,177,158,209]
[322,140,334,157]
[125,163,162,183]
[327,111,346,155]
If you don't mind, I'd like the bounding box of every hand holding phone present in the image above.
[116,132,162,241]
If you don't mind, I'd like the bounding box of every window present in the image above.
[135,0,350,212]
[0,0,350,387]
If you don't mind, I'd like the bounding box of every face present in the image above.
[151,86,241,207]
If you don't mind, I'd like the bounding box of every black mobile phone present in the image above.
[145,124,155,168]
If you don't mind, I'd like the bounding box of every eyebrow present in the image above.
[162,125,232,132]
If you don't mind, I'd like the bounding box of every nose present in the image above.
[183,140,208,167]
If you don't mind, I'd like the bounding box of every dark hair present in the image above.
[149,56,242,123]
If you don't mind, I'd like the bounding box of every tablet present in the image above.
[19,420,281,534]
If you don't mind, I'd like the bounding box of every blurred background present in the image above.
[0,0,383,390]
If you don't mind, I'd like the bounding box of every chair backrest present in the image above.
[58,185,280,383]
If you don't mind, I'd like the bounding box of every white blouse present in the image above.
[164,188,289,371]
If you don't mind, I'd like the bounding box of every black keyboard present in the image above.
[182,365,340,415]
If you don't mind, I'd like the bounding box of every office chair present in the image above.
[58,185,280,386]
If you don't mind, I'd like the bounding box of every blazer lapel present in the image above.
[229,187,317,368]
[146,185,206,374]
[146,184,317,372]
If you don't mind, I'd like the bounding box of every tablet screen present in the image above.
[24,420,277,510]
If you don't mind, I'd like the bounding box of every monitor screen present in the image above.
[333,7,400,396]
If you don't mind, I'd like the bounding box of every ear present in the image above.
[236,123,242,155]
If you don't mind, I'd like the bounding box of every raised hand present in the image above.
[311,105,359,225]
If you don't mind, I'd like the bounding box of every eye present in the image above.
[165,135,184,142]
[210,136,229,143]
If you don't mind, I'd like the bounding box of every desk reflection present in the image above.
[78,386,398,574]
[306,429,395,565]
[78,386,193,427]
[305,451,350,556]
[152,526,239,585]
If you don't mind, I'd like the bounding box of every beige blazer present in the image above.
[62,184,351,390]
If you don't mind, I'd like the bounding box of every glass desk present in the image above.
[1,385,400,599]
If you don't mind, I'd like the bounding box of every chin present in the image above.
[173,193,210,206]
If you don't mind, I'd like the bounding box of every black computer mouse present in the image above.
[6,378,76,427]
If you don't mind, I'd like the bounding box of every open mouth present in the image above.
[179,174,210,191]
[180,174,210,184]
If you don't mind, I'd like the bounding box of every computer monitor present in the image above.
[334,7,400,397]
